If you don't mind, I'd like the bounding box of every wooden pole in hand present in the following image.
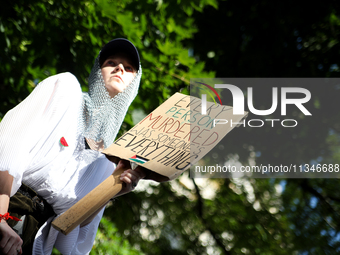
[51,162,128,235]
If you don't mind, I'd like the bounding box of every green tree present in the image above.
[1,0,340,254]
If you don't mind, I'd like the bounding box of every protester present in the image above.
[0,38,145,254]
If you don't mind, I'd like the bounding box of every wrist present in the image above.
[0,212,21,223]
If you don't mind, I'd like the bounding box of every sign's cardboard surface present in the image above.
[52,93,247,235]
[102,93,247,181]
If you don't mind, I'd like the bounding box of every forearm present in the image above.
[0,171,13,215]
[0,171,23,254]
[0,195,10,216]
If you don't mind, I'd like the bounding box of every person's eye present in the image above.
[125,66,134,72]
[107,60,116,66]
[104,60,116,67]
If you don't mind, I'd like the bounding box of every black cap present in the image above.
[99,38,140,70]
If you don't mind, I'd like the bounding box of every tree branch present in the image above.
[299,179,340,230]
[192,179,231,255]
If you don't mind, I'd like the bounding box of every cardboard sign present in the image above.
[102,93,247,181]
[52,92,248,235]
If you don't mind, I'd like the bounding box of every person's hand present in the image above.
[0,220,23,255]
[116,159,146,196]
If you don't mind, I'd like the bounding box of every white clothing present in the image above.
[0,73,116,254]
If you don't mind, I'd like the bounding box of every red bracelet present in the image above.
[0,213,22,223]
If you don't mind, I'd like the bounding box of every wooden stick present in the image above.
[51,164,128,235]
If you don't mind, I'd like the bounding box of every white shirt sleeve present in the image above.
[0,72,82,196]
